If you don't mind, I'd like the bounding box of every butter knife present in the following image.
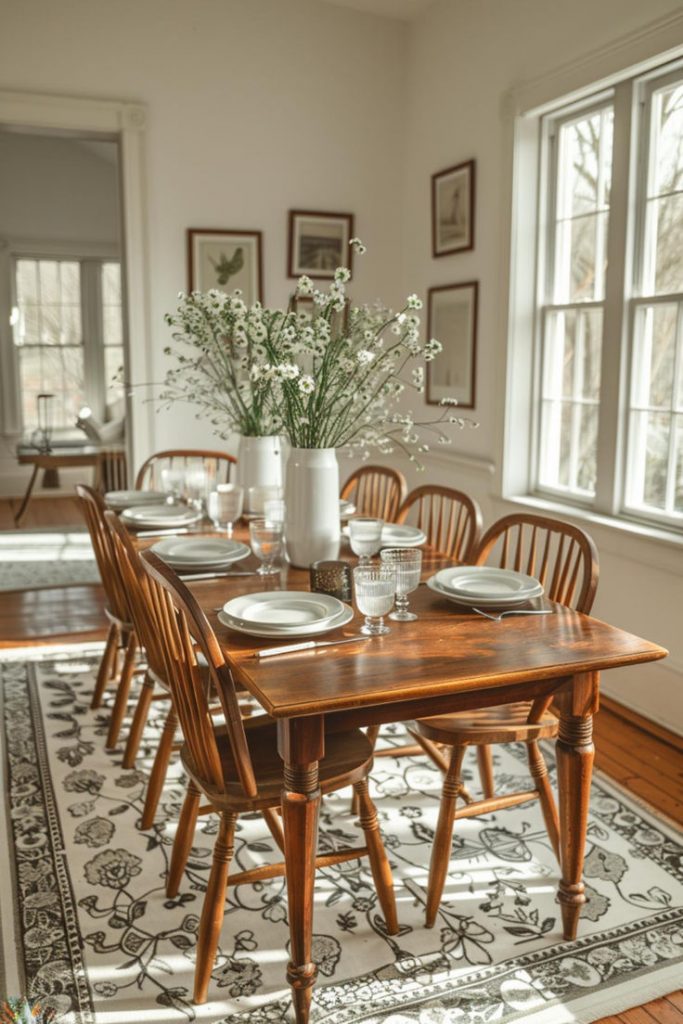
[182,570,257,581]
[136,527,192,538]
[255,635,372,659]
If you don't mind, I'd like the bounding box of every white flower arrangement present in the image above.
[162,240,477,458]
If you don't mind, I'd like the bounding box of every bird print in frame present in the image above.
[187,229,263,303]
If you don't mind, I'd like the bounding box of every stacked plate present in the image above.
[120,504,202,530]
[342,523,426,547]
[218,590,354,638]
[151,536,251,572]
[339,500,356,521]
[427,566,544,610]
[105,489,167,511]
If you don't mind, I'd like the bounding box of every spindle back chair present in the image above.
[396,484,482,562]
[140,549,399,1005]
[95,448,128,492]
[75,485,138,746]
[135,448,236,491]
[340,464,407,521]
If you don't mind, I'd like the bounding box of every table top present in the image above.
[17,443,124,466]
[133,522,668,720]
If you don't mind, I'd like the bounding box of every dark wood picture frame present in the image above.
[426,281,478,410]
[431,159,475,257]
[288,209,354,280]
[187,228,263,303]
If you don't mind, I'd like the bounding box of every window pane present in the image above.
[577,404,598,492]
[61,262,80,304]
[102,262,121,305]
[581,308,603,400]
[675,416,683,513]
[16,260,38,305]
[104,346,125,406]
[103,305,122,347]
[38,261,60,305]
[648,193,683,294]
[643,411,671,510]
[632,304,677,409]
[652,82,683,196]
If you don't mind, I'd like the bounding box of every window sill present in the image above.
[503,493,683,564]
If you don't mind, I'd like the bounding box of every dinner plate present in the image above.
[218,602,354,638]
[151,537,250,567]
[105,489,167,510]
[339,500,356,520]
[435,566,542,598]
[121,504,202,529]
[222,590,344,629]
[380,524,426,547]
[426,575,543,609]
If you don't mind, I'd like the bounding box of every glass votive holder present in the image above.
[310,560,353,602]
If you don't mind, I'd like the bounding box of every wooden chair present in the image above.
[139,549,399,1005]
[340,465,406,521]
[396,484,482,562]
[95,448,128,492]
[410,512,599,926]
[135,449,236,491]
[75,485,138,749]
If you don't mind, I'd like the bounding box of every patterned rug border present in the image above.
[1,646,682,1024]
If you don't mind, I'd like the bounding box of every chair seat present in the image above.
[414,701,558,746]
[182,715,374,812]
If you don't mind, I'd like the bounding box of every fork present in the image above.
[472,607,553,622]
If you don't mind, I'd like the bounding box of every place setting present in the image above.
[426,564,552,620]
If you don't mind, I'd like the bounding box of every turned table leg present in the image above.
[13,464,40,527]
[279,716,324,1024]
[556,673,598,940]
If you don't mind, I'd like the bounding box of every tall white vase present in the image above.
[284,447,340,568]
[236,435,283,509]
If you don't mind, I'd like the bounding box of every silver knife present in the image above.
[136,528,192,538]
[256,635,372,658]
[182,570,257,581]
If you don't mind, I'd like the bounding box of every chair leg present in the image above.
[105,632,138,750]
[140,707,178,831]
[528,740,561,865]
[194,811,236,1004]
[167,781,201,898]
[122,671,157,769]
[426,744,465,928]
[354,778,399,935]
[91,623,119,709]
[263,807,286,853]
[351,724,381,816]
[476,744,495,799]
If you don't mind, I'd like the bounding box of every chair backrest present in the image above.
[134,449,237,491]
[104,511,168,683]
[474,513,599,613]
[397,485,482,562]
[340,465,407,522]
[95,449,128,492]
[139,550,258,799]
[75,484,131,624]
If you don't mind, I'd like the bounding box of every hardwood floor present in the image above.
[0,497,680,1017]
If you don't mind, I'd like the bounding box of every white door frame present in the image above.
[0,89,153,472]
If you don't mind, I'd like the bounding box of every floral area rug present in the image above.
[1,647,682,1024]
[0,530,99,591]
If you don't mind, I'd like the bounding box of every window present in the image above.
[10,255,124,433]
[535,60,683,531]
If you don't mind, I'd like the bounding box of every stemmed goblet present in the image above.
[348,517,383,565]
[249,518,283,575]
[207,484,244,538]
[380,548,422,621]
[353,565,395,635]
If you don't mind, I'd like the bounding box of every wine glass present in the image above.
[348,517,383,565]
[380,548,422,621]
[249,518,283,575]
[353,565,395,636]
[207,484,244,538]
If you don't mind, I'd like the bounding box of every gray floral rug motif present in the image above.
[1,650,682,1024]
[0,529,99,591]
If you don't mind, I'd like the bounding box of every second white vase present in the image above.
[284,446,340,568]
[236,435,283,510]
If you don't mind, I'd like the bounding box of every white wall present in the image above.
[394,0,683,732]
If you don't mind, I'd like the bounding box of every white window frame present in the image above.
[502,14,683,544]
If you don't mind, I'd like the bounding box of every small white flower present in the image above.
[406,294,423,310]
[349,237,367,255]
[412,367,424,386]
[334,267,351,283]
[298,375,315,395]
[278,362,300,380]
[297,275,314,295]
[357,349,375,365]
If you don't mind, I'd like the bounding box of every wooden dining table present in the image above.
[135,525,667,1024]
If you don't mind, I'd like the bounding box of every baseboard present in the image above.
[601,694,683,753]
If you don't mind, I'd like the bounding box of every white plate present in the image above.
[151,537,250,567]
[105,489,167,510]
[121,505,202,528]
[218,602,354,638]
[380,524,426,548]
[426,575,543,609]
[339,500,356,520]
[222,590,343,629]
[435,566,542,599]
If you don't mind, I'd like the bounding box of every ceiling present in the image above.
[316,0,436,21]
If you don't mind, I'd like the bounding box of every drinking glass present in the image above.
[160,467,185,504]
[353,565,395,636]
[207,484,244,538]
[249,518,283,575]
[380,548,422,621]
[348,517,383,565]
[263,498,285,526]
[185,467,209,511]
[248,485,283,515]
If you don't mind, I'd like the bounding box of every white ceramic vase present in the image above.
[236,435,283,509]
[284,446,341,568]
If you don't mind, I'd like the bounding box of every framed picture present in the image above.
[426,281,478,409]
[431,159,475,256]
[288,210,354,279]
[187,229,263,303]
[289,293,350,333]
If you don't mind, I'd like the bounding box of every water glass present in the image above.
[380,548,422,621]
[160,467,185,504]
[185,467,209,510]
[263,498,285,526]
[248,485,283,515]
[207,484,244,537]
[249,518,283,575]
[348,517,383,565]
[353,565,395,636]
